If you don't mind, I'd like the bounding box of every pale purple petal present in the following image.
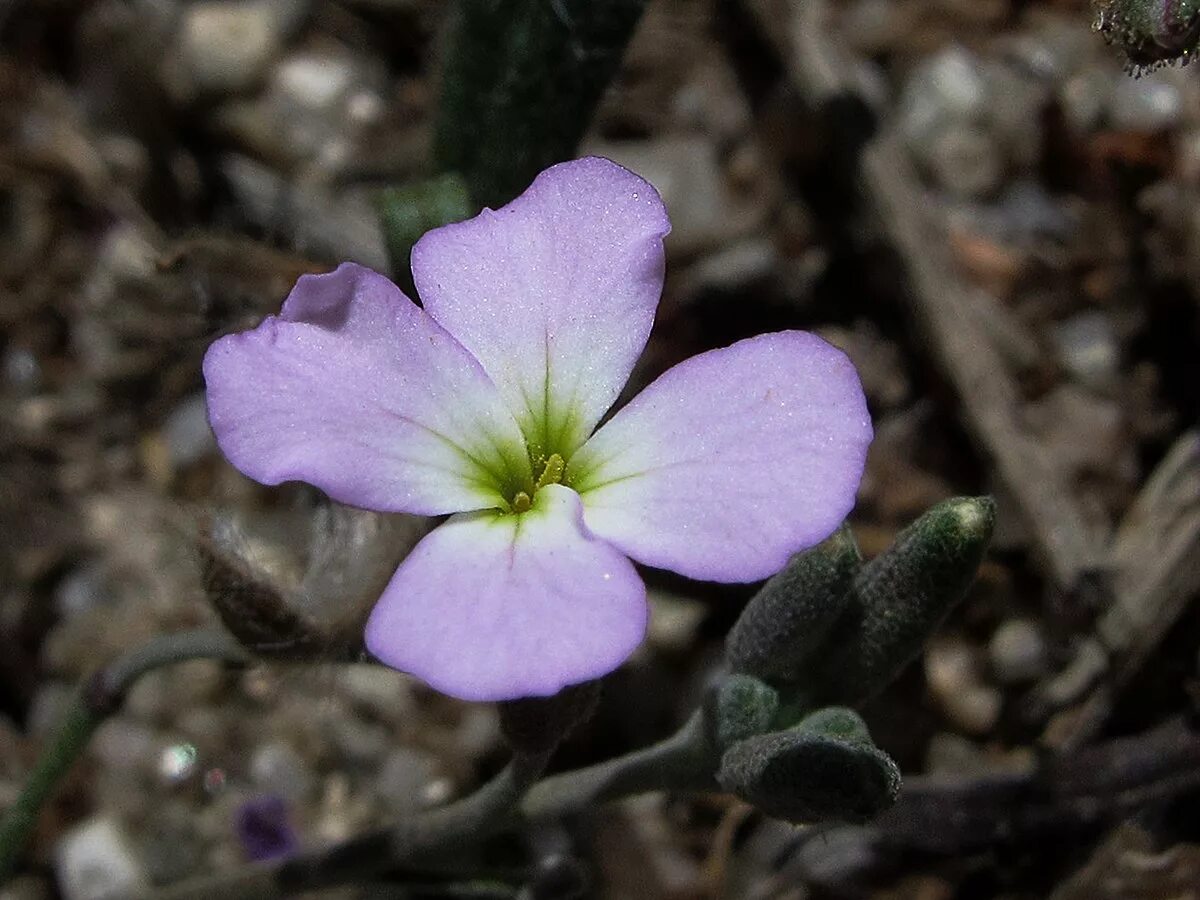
[411,157,670,461]
[204,263,531,515]
[568,332,872,583]
[364,484,647,701]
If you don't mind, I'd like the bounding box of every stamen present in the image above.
[535,453,565,491]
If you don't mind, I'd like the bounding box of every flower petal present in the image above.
[204,263,532,515]
[364,484,647,701]
[411,157,670,461]
[568,332,872,583]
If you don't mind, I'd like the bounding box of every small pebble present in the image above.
[925,732,989,775]
[646,591,707,654]
[338,664,415,721]
[90,719,159,777]
[176,1,281,96]
[686,238,777,292]
[900,45,989,147]
[2,347,41,392]
[925,639,1003,734]
[989,619,1049,684]
[55,817,149,900]
[1110,74,1182,133]
[928,124,1004,199]
[250,740,315,803]
[161,394,217,470]
[157,742,199,786]
[53,566,111,619]
[375,748,442,814]
[1052,312,1120,389]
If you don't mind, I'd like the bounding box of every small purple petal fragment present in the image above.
[365,484,647,701]
[569,331,872,583]
[411,157,671,458]
[203,263,531,515]
[235,795,298,862]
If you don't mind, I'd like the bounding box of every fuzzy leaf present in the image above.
[718,707,900,823]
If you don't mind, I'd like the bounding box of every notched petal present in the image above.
[204,262,532,516]
[412,157,671,461]
[364,484,647,701]
[570,331,873,583]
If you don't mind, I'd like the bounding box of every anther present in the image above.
[535,453,565,491]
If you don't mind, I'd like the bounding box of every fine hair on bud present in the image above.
[198,504,427,661]
[725,526,861,681]
[803,497,996,706]
[197,521,333,659]
[707,674,780,750]
[1094,0,1200,70]
[717,706,900,824]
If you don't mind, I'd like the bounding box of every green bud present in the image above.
[1094,0,1200,70]
[725,526,861,680]
[498,681,602,756]
[717,707,900,824]
[707,674,780,750]
[804,497,995,706]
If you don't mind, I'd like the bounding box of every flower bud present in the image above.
[803,497,995,706]
[198,524,330,660]
[725,526,861,680]
[717,707,899,824]
[1094,0,1200,70]
[707,674,780,750]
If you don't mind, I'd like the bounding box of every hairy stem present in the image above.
[0,628,249,880]
[520,711,715,819]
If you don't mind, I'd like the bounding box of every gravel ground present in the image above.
[1,0,1198,897]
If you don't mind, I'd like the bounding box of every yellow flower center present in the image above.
[509,453,565,514]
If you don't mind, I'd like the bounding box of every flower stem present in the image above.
[148,712,715,899]
[0,628,249,881]
[519,711,715,819]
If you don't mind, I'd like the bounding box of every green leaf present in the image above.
[435,0,650,207]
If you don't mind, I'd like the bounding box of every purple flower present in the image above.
[203,157,872,702]
[235,795,298,862]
